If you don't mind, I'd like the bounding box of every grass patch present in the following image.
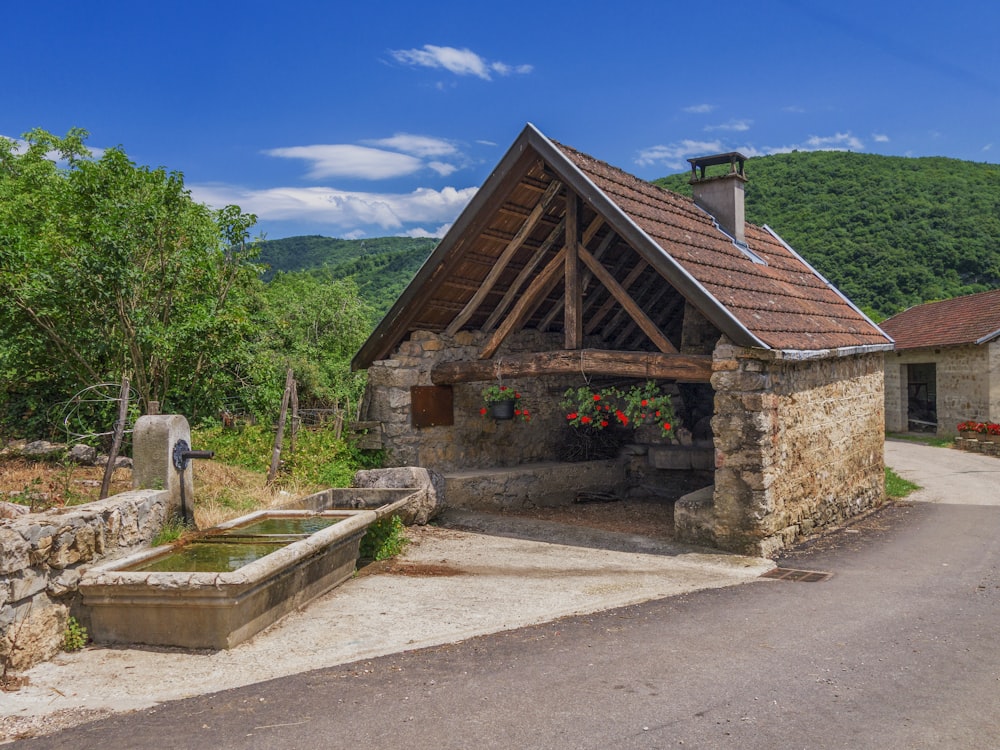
[885,467,921,499]
[886,432,954,448]
[360,515,408,561]
[152,515,192,546]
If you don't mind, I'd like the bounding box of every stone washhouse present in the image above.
[881,288,1000,435]
[353,124,893,556]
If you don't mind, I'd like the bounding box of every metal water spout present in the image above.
[172,439,214,525]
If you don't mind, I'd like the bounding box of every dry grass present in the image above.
[0,458,132,510]
[0,457,325,529]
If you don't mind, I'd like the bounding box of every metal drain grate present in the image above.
[760,567,832,583]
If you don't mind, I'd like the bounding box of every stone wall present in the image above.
[0,489,170,671]
[682,341,886,556]
[363,330,701,508]
[366,329,605,471]
[884,343,1000,435]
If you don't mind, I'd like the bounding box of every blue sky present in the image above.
[3,0,998,241]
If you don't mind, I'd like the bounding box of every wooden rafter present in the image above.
[478,246,568,359]
[585,259,648,334]
[564,191,582,349]
[432,349,712,384]
[483,217,565,332]
[445,179,563,336]
[578,246,677,354]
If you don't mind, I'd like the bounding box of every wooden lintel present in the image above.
[445,179,563,336]
[432,349,713,384]
[578,246,678,354]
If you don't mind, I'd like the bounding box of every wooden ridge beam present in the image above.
[431,349,712,384]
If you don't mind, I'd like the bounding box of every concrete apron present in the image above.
[2,509,772,723]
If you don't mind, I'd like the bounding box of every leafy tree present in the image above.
[257,269,373,410]
[0,128,260,435]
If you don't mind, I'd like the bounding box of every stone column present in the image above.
[132,415,193,519]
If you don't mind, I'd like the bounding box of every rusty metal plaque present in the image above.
[411,386,454,428]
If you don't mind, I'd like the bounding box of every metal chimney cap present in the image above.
[688,152,747,181]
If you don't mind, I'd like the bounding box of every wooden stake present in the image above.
[100,376,130,500]
[267,368,295,486]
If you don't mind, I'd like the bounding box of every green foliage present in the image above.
[256,235,436,317]
[193,424,384,487]
[359,514,408,561]
[885,467,921,499]
[655,151,1000,319]
[63,616,88,652]
[152,515,191,546]
[257,269,372,410]
[0,128,263,433]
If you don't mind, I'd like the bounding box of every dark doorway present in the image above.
[906,363,937,432]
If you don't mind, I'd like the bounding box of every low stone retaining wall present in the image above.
[443,460,625,511]
[1,490,171,671]
[954,437,1000,456]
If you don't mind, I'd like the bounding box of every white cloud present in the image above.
[428,161,459,176]
[803,132,864,150]
[390,45,532,81]
[683,104,716,114]
[635,139,724,169]
[984,143,993,152]
[364,133,457,158]
[190,182,477,237]
[265,144,424,180]
[872,133,890,143]
[783,105,807,114]
[705,119,752,133]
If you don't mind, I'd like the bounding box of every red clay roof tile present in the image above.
[880,288,1000,349]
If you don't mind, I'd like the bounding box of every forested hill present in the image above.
[256,235,438,314]
[655,151,1000,320]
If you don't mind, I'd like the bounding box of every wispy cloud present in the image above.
[390,45,532,80]
[265,144,424,180]
[636,131,867,170]
[190,183,477,238]
[364,133,457,158]
[635,139,724,170]
[683,104,716,114]
[705,119,752,133]
[872,133,890,143]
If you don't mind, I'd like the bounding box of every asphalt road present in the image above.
[17,442,1000,749]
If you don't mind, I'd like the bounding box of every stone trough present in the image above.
[80,488,423,650]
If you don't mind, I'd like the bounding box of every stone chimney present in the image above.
[688,152,747,244]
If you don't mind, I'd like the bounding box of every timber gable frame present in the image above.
[352,123,891,381]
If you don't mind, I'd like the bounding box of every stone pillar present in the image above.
[132,415,192,519]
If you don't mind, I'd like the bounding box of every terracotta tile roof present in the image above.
[880,288,1000,349]
[556,142,891,352]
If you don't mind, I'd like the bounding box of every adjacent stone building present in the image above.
[881,288,1000,435]
[353,124,893,556]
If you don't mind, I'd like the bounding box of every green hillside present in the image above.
[256,235,437,315]
[655,151,1000,319]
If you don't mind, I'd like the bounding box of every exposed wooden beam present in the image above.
[539,218,610,331]
[585,259,648,334]
[564,191,582,349]
[478,246,567,359]
[483,217,565,332]
[432,349,712,384]
[578,245,678,354]
[445,179,563,336]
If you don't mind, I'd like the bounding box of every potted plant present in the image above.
[480,384,530,421]
[957,421,987,439]
[560,382,674,436]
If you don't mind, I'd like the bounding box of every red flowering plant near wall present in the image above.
[560,382,674,437]
[480,384,531,421]
[957,421,988,434]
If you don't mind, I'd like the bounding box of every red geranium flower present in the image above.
[567,412,578,420]
[600,420,609,428]
[616,409,629,426]
[480,407,487,416]
[581,415,592,424]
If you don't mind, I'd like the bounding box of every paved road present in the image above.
[16,442,1000,749]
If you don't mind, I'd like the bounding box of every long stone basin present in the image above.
[80,487,422,650]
